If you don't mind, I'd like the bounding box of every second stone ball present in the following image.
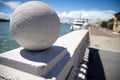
[10,1,60,51]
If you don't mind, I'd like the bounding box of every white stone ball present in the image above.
[10,1,60,51]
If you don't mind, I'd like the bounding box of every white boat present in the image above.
[70,18,88,31]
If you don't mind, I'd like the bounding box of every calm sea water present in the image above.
[0,22,71,53]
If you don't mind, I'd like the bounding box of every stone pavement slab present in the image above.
[90,35,120,52]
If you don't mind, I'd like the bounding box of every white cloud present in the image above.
[0,1,22,19]
[1,1,22,9]
[57,10,116,23]
[0,12,10,19]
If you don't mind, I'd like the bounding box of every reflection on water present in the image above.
[0,22,70,53]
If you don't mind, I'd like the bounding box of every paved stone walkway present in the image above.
[90,27,120,38]
[90,36,120,52]
[90,27,120,52]
[87,27,120,80]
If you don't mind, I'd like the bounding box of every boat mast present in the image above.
[80,11,82,19]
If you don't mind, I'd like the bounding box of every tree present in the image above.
[117,14,120,21]
[101,21,107,28]
[107,23,113,30]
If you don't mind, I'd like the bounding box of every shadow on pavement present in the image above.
[87,48,106,80]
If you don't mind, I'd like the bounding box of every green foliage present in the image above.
[107,23,113,30]
[101,21,107,28]
[101,12,120,30]
[108,18,114,22]
[101,20,113,30]
[117,15,120,21]
[0,19,10,22]
[107,18,114,30]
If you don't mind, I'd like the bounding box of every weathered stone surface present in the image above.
[0,64,45,80]
[10,1,60,51]
[0,30,90,80]
[0,47,67,76]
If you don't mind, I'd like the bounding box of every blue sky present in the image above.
[0,0,120,23]
[43,0,120,12]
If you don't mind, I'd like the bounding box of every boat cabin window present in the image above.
[76,21,85,23]
[75,24,83,26]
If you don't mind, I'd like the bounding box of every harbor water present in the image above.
[0,22,71,53]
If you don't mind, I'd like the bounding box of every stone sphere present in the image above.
[10,1,60,51]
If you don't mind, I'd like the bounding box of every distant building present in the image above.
[113,12,120,34]
[94,22,102,28]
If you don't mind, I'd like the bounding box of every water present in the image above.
[0,22,71,53]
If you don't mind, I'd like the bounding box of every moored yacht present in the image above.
[70,18,88,31]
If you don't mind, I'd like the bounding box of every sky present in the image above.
[0,0,120,23]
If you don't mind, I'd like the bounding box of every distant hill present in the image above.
[0,19,10,22]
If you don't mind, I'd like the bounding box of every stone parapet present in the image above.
[0,30,89,80]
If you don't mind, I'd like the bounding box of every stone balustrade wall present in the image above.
[0,30,89,80]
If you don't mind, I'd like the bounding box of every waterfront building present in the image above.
[113,12,120,34]
[95,22,102,28]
